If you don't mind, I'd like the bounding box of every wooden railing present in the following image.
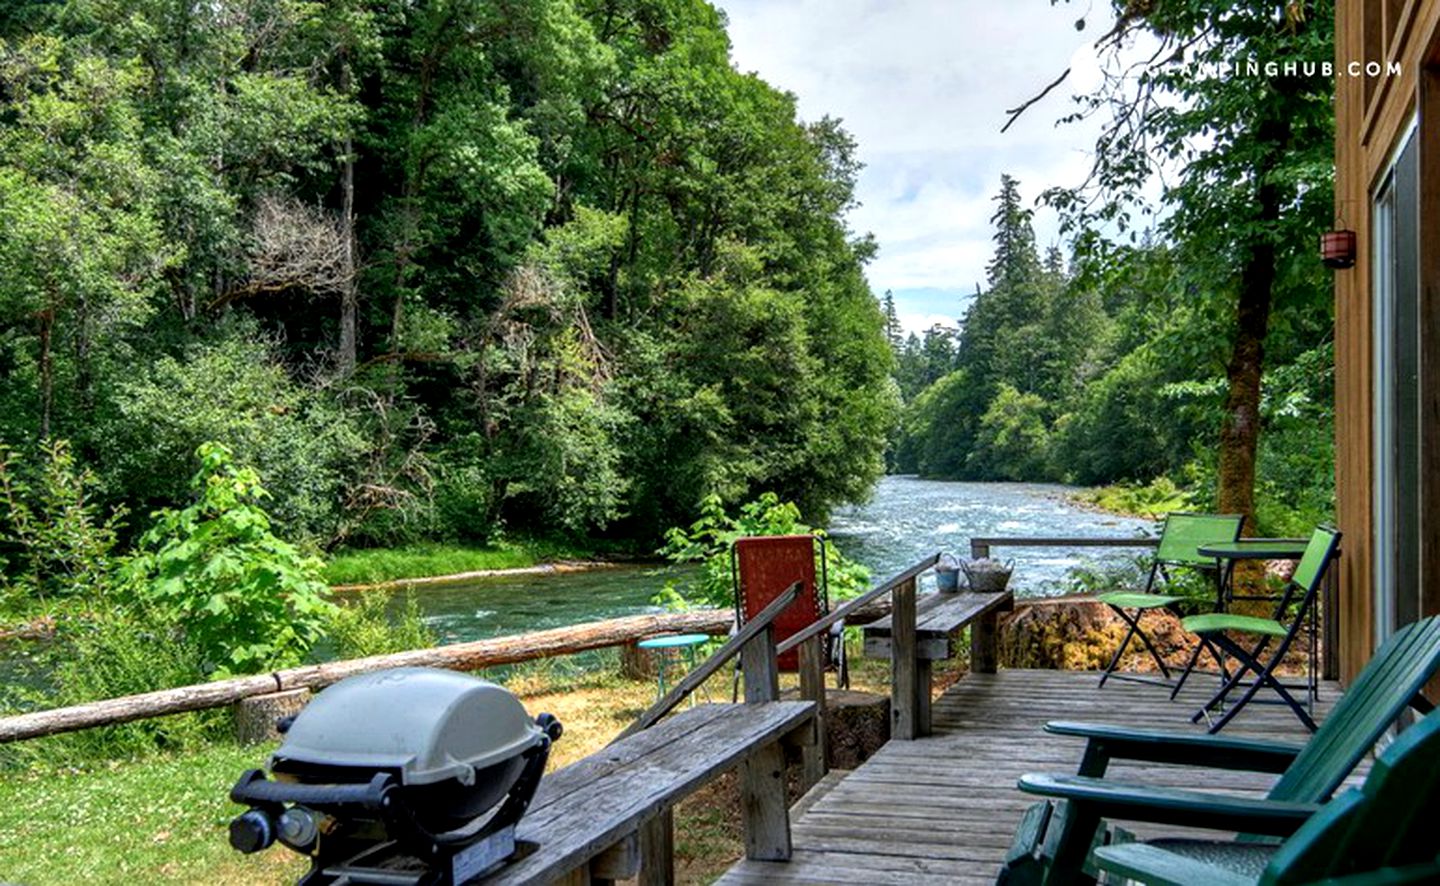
[616,583,800,740]
[968,536,1160,559]
[779,554,943,743]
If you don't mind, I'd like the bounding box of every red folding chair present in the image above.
[730,534,848,699]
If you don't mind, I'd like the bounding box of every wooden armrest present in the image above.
[1018,773,1318,837]
[1091,842,1254,886]
[1044,721,1304,776]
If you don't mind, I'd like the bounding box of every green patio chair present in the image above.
[1181,527,1340,732]
[997,614,1440,886]
[1089,704,1440,886]
[1096,512,1243,689]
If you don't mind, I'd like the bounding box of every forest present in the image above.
[0,0,1341,672]
[0,0,895,565]
[891,2,1337,537]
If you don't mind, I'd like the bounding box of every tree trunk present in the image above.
[337,61,359,377]
[37,308,54,441]
[1215,113,1290,524]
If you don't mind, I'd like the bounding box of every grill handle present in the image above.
[230,769,395,813]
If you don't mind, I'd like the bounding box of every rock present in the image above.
[997,595,1192,672]
[997,595,1317,676]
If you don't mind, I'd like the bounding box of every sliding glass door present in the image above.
[1372,124,1421,643]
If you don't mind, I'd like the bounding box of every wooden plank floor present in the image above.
[718,668,1353,885]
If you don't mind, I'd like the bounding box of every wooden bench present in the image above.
[862,590,1013,736]
[484,701,815,885]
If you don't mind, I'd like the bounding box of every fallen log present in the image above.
[0,591,900,744]
[0,608,732,744]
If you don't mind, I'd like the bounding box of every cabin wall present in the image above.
[1334,0,1440,688]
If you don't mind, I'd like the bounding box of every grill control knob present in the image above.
[229,810,276,854]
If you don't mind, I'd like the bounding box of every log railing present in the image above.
[0,608,735,744]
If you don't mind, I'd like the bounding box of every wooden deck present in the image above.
[719,668,1352,885]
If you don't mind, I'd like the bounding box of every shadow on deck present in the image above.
[719,668,1348,886]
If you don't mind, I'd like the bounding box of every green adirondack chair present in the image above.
[1089,704,1440,885]
[997,614,1440,886]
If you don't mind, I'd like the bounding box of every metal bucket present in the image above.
[958,558,1014,593]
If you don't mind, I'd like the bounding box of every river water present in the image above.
[407,477,1154,646]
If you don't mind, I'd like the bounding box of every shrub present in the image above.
[0,605,219,768]
[324,589,435,659]
[658,492,869,610]
[103,329,366,543]
[0,440,125,607]
[126,442,336,677]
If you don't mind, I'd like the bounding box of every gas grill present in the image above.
[228,667,561,885]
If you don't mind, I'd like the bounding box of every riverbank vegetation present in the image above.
[890,5,1336,537]
[0,0,894,567]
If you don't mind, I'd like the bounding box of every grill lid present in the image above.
[272,667,545,786]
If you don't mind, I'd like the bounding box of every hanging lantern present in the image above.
[1321,229,1356,269]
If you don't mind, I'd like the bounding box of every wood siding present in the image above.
[1334,0,1440,687]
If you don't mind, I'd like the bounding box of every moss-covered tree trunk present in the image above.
[1216,112,1291,526]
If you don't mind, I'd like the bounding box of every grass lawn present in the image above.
[0,643,946,885]
[0,664,728,885]
[322,539,608,586]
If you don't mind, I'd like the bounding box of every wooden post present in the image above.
[970,540,990,560]
[638,809,674,886]
[970,614,998,675]
[797,634,828,789]
[890,575,920,740]
[232,689,309,745]
[738,622,790,862]
[741,740,791,861]
[590,833,639,883]
[741,624,780,704]
[1323,558,1340,680]
[619,641,656,681]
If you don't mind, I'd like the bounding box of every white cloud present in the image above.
[714,1,1147,319]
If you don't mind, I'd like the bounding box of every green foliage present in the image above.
[322,539,596,586]
[0,606,219,768]
[103,329,367,544]
[324,589,434,660]
[1075,477,1194,520]
[0,0,895,564]
[0,440,124,606]
[658,492,869,610]
[126,443,335,677]
[968,385,1050,481]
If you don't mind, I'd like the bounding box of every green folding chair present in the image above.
[999,615,1440,886]
[1090,704,1440,885]
[1181,527,1340,732]
[1097,512,1243,689]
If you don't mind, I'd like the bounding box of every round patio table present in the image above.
[1197,539,1310,607]
[637,633,712,705]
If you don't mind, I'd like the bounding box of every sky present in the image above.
[714,0,1119,335]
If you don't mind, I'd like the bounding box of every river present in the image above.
[407,477,1154,646]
